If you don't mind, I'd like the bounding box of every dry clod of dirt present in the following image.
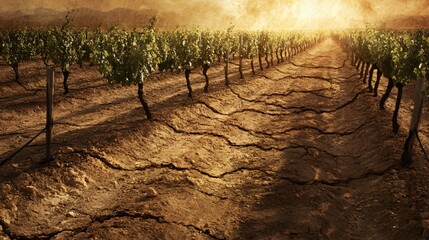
[146,187,158,198]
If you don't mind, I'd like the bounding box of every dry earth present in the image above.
[1,38,429,239]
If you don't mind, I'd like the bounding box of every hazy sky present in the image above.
[1,0,428,14]
[1,0,428,29]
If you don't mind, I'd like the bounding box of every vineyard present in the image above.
[1,22,429,239]
[0,23,319,117]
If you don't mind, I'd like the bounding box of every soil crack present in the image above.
[289,59,347,70]
[272,120,374,137]
[260,89,332,99]
[277,164,397,186]
[35,211,165,240]
[178,222,225,240]
[0,218,14,240]
[195,100,229,116]
[227,86,365,115]
[273,67,359,83]
[155,119,305,151]
[56,210,223,240]
[287,89,366,114]
[77,146,289,180]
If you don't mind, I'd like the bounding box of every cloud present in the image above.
[1,0,428,29]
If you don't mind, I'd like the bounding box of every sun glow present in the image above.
[233,0,361,30]
[1,0,427,30]
[293,0,321,20]
[292,0,357,28]
[287,0,355,29]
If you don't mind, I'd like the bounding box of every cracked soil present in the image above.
[1,38,429,239]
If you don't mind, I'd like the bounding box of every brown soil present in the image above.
[1,38,429,239]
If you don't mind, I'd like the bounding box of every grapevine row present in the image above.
[334,29,429,134]
[0,25,320,119]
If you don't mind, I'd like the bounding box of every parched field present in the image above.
[1,38,429,239]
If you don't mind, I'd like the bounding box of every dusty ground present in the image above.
[1,38,429,239]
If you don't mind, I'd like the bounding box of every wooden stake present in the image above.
[225,50,229,86]
[239,34,244,80]
[401,77,426,166]
[46,67,54,161]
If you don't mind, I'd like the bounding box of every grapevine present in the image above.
[95,27,159,119]
[1,28,37,82]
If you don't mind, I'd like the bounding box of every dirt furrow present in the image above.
[260,90,333,99]
[155,119,291,151]
[79,145,286,180]
[260,73,334,83]
[289,59,347,69]
[14,210,220,240]
[269,119,374,136]
[286,89,366,114]
[1,37,428,239]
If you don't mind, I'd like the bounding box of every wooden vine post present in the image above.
[224,49,229,86]
[239,34,244,80]
[46,67,54,161]
[401,77,426,166]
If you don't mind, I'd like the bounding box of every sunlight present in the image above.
[293,0,320,20]
[1,0,428,30]
[289,0,353,29]
[292,0,345,20]
[229,0,363,30]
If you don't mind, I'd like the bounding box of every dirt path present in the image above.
[1,38,429,239]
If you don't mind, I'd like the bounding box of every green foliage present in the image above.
[339,29,429,86]
[228,31,239,56]
[95,27,159,85]
[36,28,51,65]
[242,32,258,59]
[0,25,322,90]
[391,33,420,85]
[155,31,173,64]
[1,28,37,66]
[212,30,227,62]
[0,32,4,57]
[47,26,78,72]
[73,29,89,66]
[414,31,429,80]
[170,29,201,71]
[87,28,103,65]
[257,31,270,55]
[200,31,216,65]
